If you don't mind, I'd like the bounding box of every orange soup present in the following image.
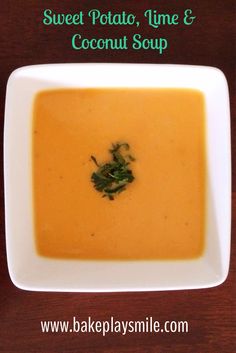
[32,88,206,259]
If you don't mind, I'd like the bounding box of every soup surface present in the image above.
[33,88,206,259]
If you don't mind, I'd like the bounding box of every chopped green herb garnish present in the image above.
[91,142,135,200]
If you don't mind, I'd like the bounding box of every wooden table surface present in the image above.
[0,1,235,352]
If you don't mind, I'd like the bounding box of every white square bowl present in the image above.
[4,64,231,292]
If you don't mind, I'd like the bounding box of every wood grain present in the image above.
[0,1,235,352]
